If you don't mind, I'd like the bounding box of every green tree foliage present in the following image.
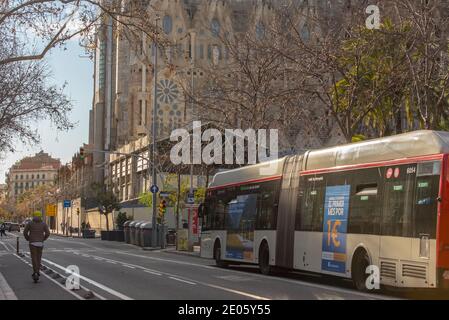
[91,183,121,231]
[331,11,449,139]
[331,19,412,139]
[116,212,132,230]
[138,175,207,225]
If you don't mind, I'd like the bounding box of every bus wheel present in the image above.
[214,241,227,268]
[259,242,271,275]
[352,249,370,292]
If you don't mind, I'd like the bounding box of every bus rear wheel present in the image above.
[352,250,370,292]
[259,242,271,275]
[214,242,227,268]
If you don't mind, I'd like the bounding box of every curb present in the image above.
[50,233,100,239]
[162,249,201,258]
[142,247,163,251]
[0,271,17,300]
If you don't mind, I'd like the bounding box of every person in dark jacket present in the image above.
[0,223,6,237]
[23,212,50,282]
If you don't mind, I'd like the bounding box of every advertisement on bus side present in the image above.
[322,185,351,274]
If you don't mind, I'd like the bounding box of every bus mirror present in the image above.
[437,196,442,203]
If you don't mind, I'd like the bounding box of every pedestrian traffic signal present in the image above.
[80,147,85,160]
[158,199,167,218]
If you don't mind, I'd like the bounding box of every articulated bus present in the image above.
[199,130,449,291]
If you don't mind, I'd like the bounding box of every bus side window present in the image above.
[414,176,438,238]
[296,180,324,232]
[255,182,279,230]
[349,183,380,235]
[214,200,226,230]
[381,174,414,237]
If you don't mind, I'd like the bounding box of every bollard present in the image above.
[16,237,19,255]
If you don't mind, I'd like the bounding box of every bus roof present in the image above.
[305,130,449,171]
[208,158,286,189]
[208,130,449,189]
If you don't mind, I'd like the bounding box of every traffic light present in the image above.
[80,147,85,160]
[158,199,167,219]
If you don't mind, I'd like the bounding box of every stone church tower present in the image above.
[89,0,348,183]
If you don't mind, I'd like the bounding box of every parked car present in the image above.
[7,223,20,232]
[2,222,20,232]
[20,219,31,228]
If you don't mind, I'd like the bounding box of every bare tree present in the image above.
[0,59,73,153]
[0,0,162,66]
[264,0,449,143]
[179,11,314,153]
[0,0,164,155]
[392,0,449,130]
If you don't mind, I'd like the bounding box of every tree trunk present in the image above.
[105,214,110,232]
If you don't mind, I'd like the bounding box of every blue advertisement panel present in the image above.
[321,185,351,274]
[225,194,257,260]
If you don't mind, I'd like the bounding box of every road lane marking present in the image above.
[0,241,11,252]
[315,293,345,300]
[115,251,390,300]
[203,283,269,300]
[0,269,17,300]
[116,251,216,269]
[37,238,390,300]
[13,254,83,300]
[169,277,196,285]
[83,253,271,300]
[19,253,109,300]
[47,238,97,248]
[143,270,162,276]
[0,240,16,252]
[122,265,136,269]
[39,257,133,300]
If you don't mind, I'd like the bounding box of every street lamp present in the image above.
[150,15,160,248]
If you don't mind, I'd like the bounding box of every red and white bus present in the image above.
[199,130,449,290]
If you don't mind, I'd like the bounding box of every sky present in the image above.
[0,40,93,184]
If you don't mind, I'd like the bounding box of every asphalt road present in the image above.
[0,231,436,300]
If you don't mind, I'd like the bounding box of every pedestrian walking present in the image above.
[0,223,6,237]
[23,212,50,283]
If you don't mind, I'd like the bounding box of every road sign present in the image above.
[46,204,57,217]
[150,185,159,194]
[187,192,195,204]
[63,200,71,208]
[159,192,170,198]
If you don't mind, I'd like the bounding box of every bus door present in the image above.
[276,156,302,269]
[379,164,416,271]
